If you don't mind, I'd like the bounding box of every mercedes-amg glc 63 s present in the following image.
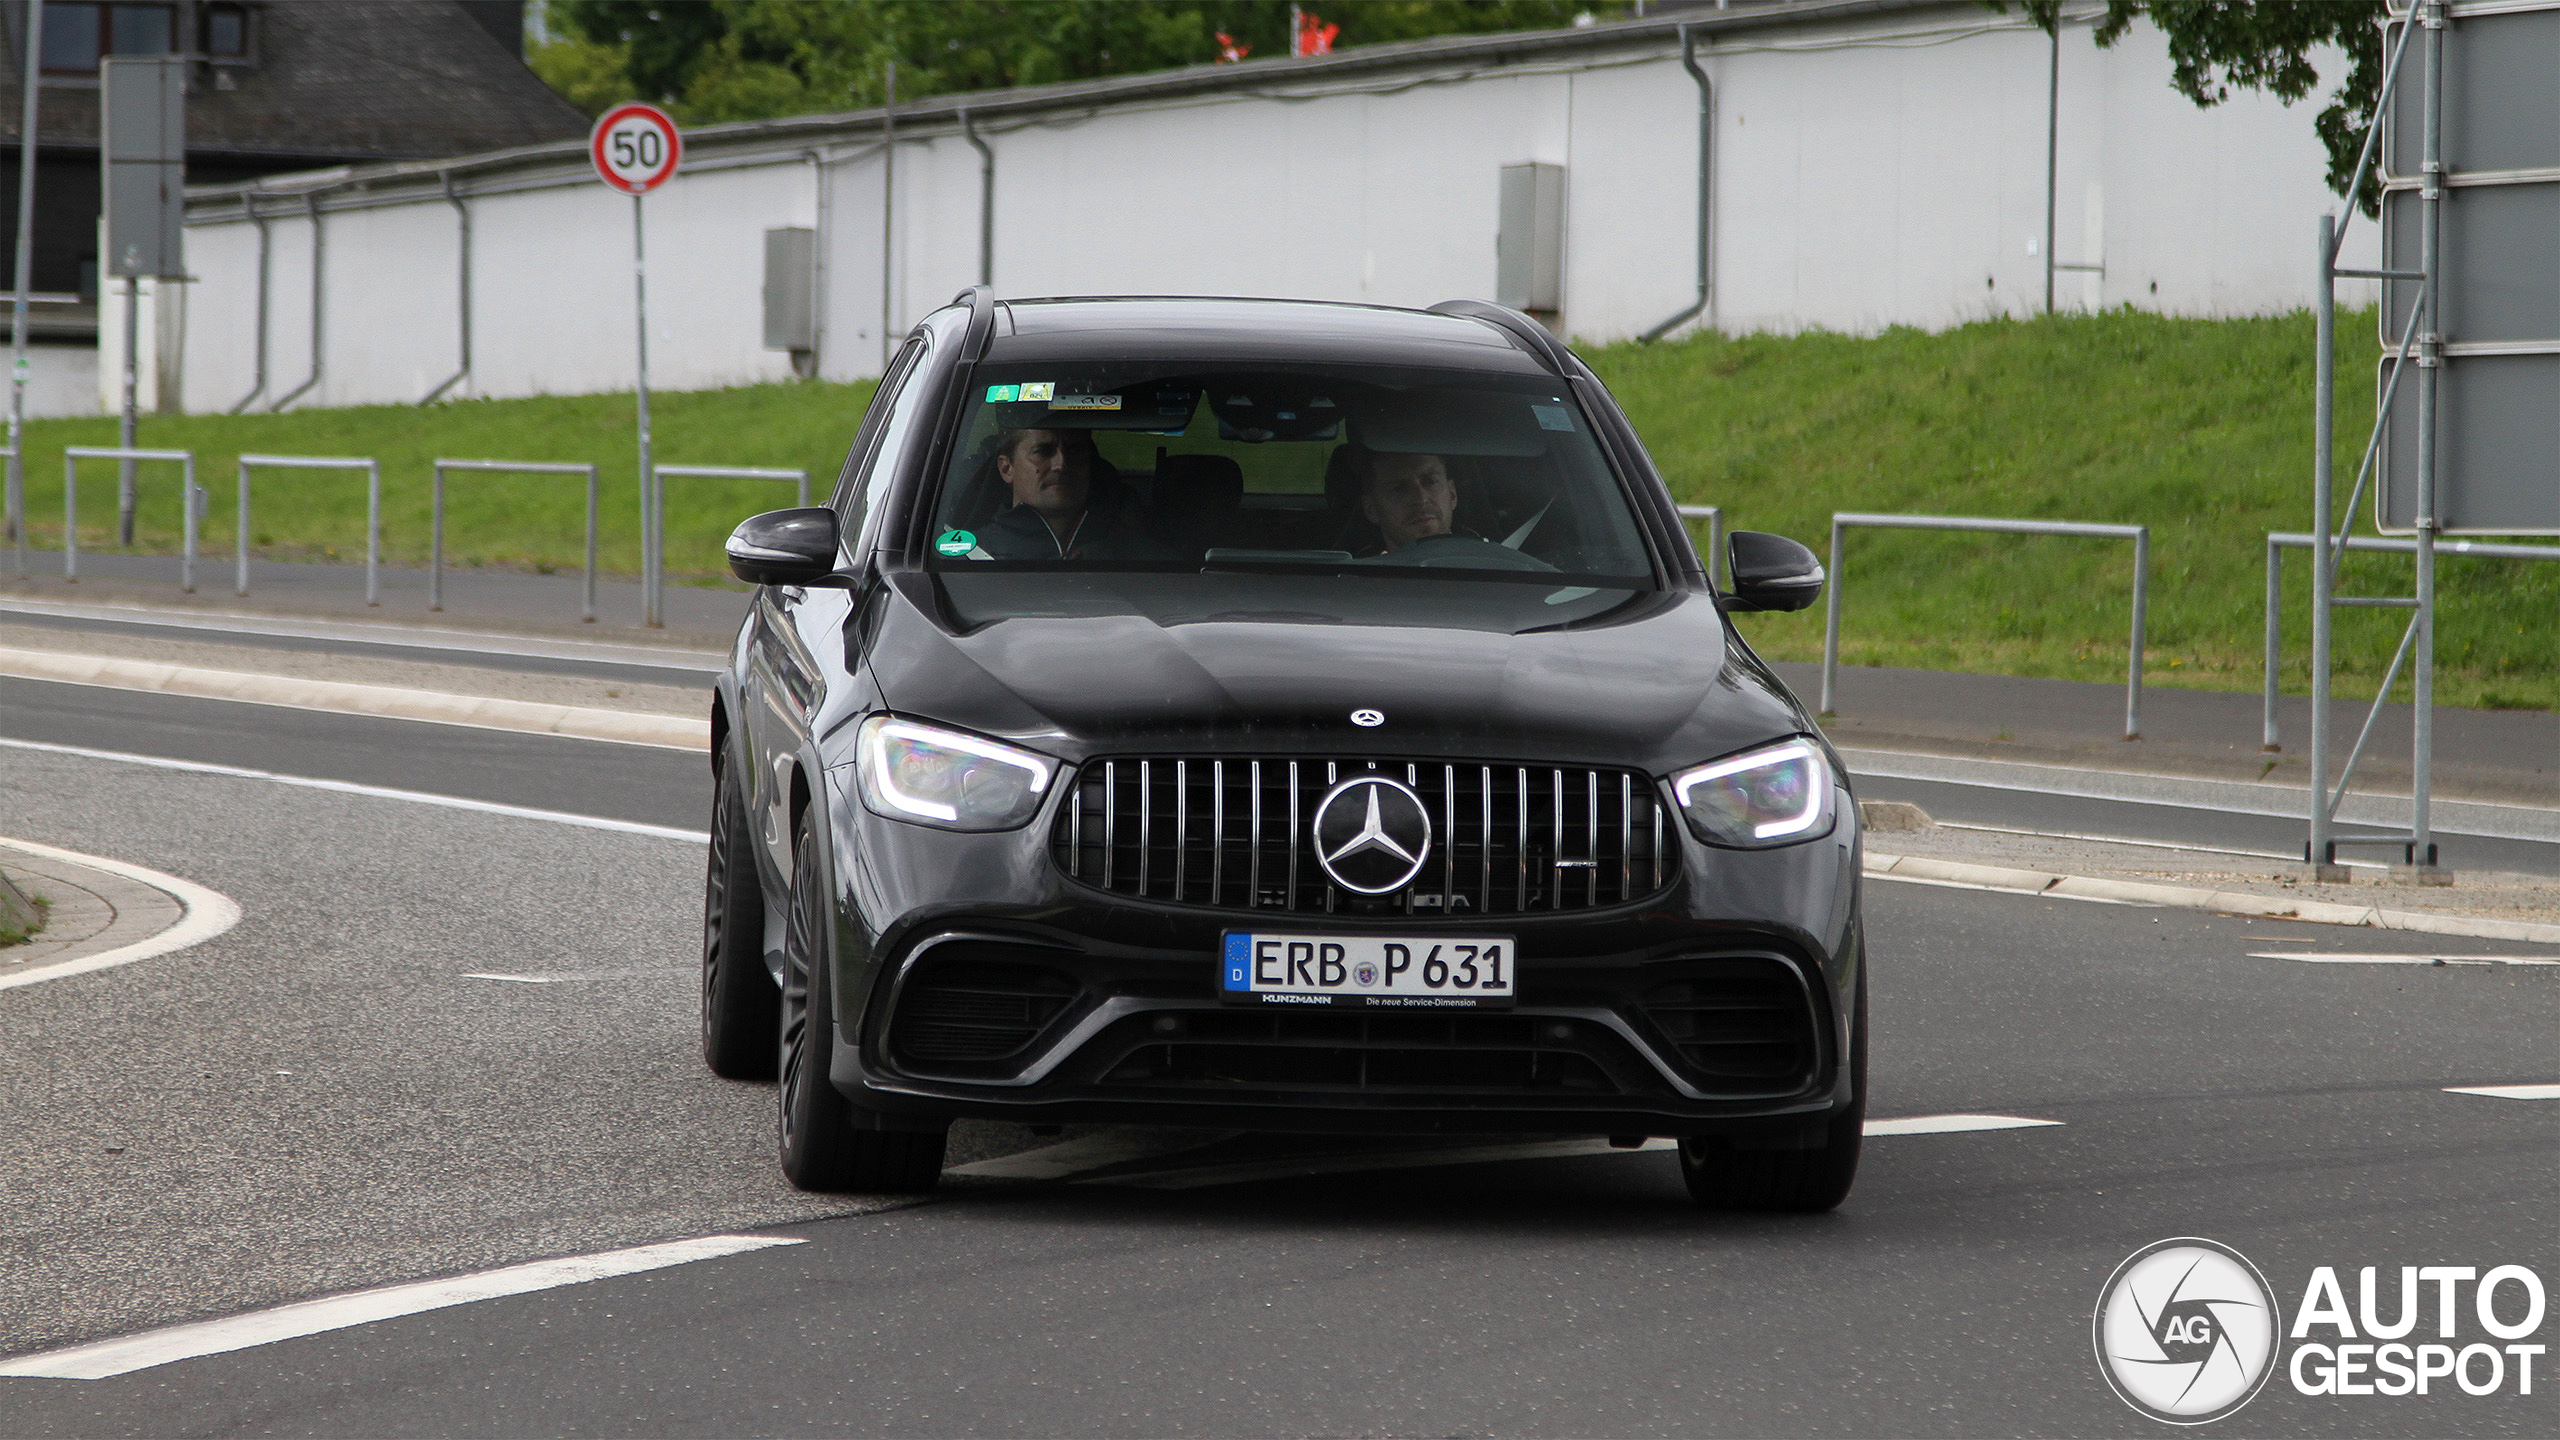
[702,290,1864,1211]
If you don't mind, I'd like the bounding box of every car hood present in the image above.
[861,575,1813,774]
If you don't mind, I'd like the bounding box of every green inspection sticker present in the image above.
[985,384,1020,403]
[935,529,978,557]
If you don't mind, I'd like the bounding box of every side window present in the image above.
[831,337,928,543]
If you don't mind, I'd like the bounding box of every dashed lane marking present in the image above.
[460,968,689,984]
[0,736,706,844]
[2445,1083,2560,1100]
[1860,1113,2065,1136]
[2249,951,2560,966]
[0,1235,803,1380]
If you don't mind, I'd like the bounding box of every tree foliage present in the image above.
[1995,1,2389,214]
[536,1,1613,125]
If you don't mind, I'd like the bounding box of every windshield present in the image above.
[923,364,1658,615]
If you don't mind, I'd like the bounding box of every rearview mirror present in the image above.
[726,507,847,587]
[1723,531,1824,613]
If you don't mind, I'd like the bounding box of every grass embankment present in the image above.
[1589,309,2554,712]
[9,309,2550,708]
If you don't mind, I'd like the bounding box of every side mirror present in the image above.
[726,507,847,587]
[1724,531,1825,613]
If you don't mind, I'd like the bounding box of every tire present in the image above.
[1679,964,1866,1213]
[776,807,946,1194]
[701,744,779,1080]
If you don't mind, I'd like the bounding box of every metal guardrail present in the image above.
[432,460,600,621]
[63,447,204,592]
[236,454,381,604]
[1674,504,1726,590]
[645,464,809,627]
[2260,531,2560,754]
[1822,512,2150,741]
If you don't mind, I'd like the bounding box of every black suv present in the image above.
[703,291,1864,1211]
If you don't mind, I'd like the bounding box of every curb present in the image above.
[0,646,710,752]
[0,836,245,993]
[1864,850,2560,945]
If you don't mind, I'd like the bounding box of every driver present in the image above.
[1358,450,1478,553]
[975,428,1163,560]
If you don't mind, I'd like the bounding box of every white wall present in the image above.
[173,8,2381,413]
[11,345,98,420]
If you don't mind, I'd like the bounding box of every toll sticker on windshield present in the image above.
[934,529,977,557]
[1050,394,1122,411]
[984,384,1020,403]
[1017,381,1055,402]
[1531,404,1578,432]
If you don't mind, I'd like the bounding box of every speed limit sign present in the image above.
[591,103,681,194]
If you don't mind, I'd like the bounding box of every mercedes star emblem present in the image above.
[1350,708,1385,727]
[1312,775,1433,894]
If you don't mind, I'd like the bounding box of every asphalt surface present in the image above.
[2,675,2555,1437]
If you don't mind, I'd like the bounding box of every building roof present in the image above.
[2,0,590,164]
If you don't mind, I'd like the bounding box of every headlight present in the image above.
[854,715,1054,831]
[1670,739,1836,848]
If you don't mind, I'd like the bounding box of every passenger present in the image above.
[973,428,1165,560]
[1356,450,1479,554]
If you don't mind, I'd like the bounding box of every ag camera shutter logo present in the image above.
[2094,1238,2281,1425]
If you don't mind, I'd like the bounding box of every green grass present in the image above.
[9,309,2551,708]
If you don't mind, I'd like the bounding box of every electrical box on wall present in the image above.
[763,227,816,373]
[1495,162,1564,320]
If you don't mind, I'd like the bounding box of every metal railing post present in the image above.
[650,464,812,609]
[235,456,251,595]
[61,446,196,587]
[1822,513,2148,739]
[61,449,74,579]
[1819,515,1845,716]
[234,454,381,602]
[2126,526,2147,740]
[2262,534,2283,750]
[430,459,602,621]
[1674,504,1725,588]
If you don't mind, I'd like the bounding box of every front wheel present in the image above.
[776,806,946,1194]
[701,743,778,1079]
[1679,965,1866,1213]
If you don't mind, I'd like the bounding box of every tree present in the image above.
[1996,1,2388,214]
[536,1,1615,125]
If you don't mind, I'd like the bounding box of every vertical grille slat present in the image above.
[1055,755,1672,917]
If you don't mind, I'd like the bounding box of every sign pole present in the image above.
[634,190,656,626]
[7,0,41,576]
[590,102,681,628]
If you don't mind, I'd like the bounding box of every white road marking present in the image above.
[1867,871,2158,905]
[0,1234,803,1380]
[0,836,243,994]
[1061,1114,2062,1190]
[0,736,707,844]
[2445,1083,2560,1100]
[460,968,688,984]
[2249,951,2560,966]
[1861,1113,2063,1136]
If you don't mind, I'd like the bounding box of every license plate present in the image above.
[1220,932,1516,1009]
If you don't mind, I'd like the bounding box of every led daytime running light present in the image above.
[857,716,1052,828]
[1673,739,1828,841]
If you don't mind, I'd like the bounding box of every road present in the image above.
[2,673,2555,1437]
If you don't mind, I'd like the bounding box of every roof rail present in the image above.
[1427,298,1571,377]
[953,285,998,361]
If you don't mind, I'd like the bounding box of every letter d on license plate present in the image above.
[1220,932,1515,1009]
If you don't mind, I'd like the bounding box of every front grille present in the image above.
[1641,959,1819,1088]
[889,945,1082,1065]
[1085,1009,1657,1096]
[1051,757,1673,916]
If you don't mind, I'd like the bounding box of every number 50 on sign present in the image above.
[590,104,681,194]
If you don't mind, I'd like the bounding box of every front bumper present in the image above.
[821,772,1863,1139]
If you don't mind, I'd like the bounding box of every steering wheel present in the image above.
[1368,532,1561,573]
